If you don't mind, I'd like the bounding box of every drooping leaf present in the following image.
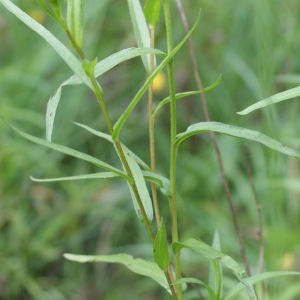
[173,278,217,300]
[0,115,129,180]
[144,0,161,27]
[153,219,170,271]
[175,122,300,160]
[67,0,83,47]
[46,47,164,141]
[124,153,153,224]
[237,85,300,115]
[64,253,170,293]
[222,271,300,300]
[113,10,201,140]
[127,0,153,72]
[0,0,92,89]
[209,230,222,299]
[152,74,222,119]
[172,238,257,300]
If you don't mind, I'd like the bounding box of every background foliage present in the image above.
[1,0,300,299]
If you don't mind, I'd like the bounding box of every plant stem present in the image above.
[163,0,182,298]
[148,25,161,227]
[174,0,251,276]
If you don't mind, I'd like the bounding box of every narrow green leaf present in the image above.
[0,0,92,89]
[64,253,170,293]
[30,172,119,182]
[113,10,201,140]
[152,74,222,119]
[175,122,300,159]
[73,122,151,171]
[125,153,153,224]
[209,230,222,299]
[46,47,164,142]
[144,0,161,27]
[67,0,83,47]
[173,278,217,300]
[73,122,171,197]
[0,115,129,180]
[237,85,300,115]
[127,0,153,72]
[172,238,257,300]
[222,271,300,300]
[153,219,170,271]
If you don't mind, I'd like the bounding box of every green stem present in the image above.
[163,0,182,298]
[148,26,161,227]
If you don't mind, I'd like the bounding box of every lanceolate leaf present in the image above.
[152,75,222,119]
[30,170,170,197]
[64,253,170,292]
[113,10,201,140]
[237,85,300,115]
[144,0,161,27]
[30,172,119,182]
[222,271,300,300]
[0,0,92,89]
[73,122,151,171]
[127,0,153,72]
[124,153,153,224]
[46,47,165,141]
[176,122,300,159]
[153,219,170,271]
[172,238,257,300]
[0,115,129,180]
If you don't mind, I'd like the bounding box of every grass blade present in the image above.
[237,85,300,115]
[0,115,129,180]
[175,122,300,159]
[64,253,170,293]
[113,9,201,140]
[152,74,222,119]
[172,238,257,300]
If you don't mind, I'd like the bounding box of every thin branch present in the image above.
[174,0,251,276]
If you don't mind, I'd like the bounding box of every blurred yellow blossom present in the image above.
[29,9,45,24]
[282,252,295,270]
[152,71,166,93]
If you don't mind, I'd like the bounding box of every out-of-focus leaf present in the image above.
[237,85,300,115]
[67,0,83,47]
[176,122,300,160]
[144,0,161,27]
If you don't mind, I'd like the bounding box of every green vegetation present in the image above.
[1,0,300,299]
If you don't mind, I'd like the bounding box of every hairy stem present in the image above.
[174,0,251,275]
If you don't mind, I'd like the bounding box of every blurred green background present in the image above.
[1,0,300,299]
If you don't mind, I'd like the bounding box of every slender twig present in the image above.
[163,0,182,298]
[244,145,265,297]
[174,0,251,276]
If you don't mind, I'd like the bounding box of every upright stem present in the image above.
[148,26,161,227]
[163,0,182,298]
